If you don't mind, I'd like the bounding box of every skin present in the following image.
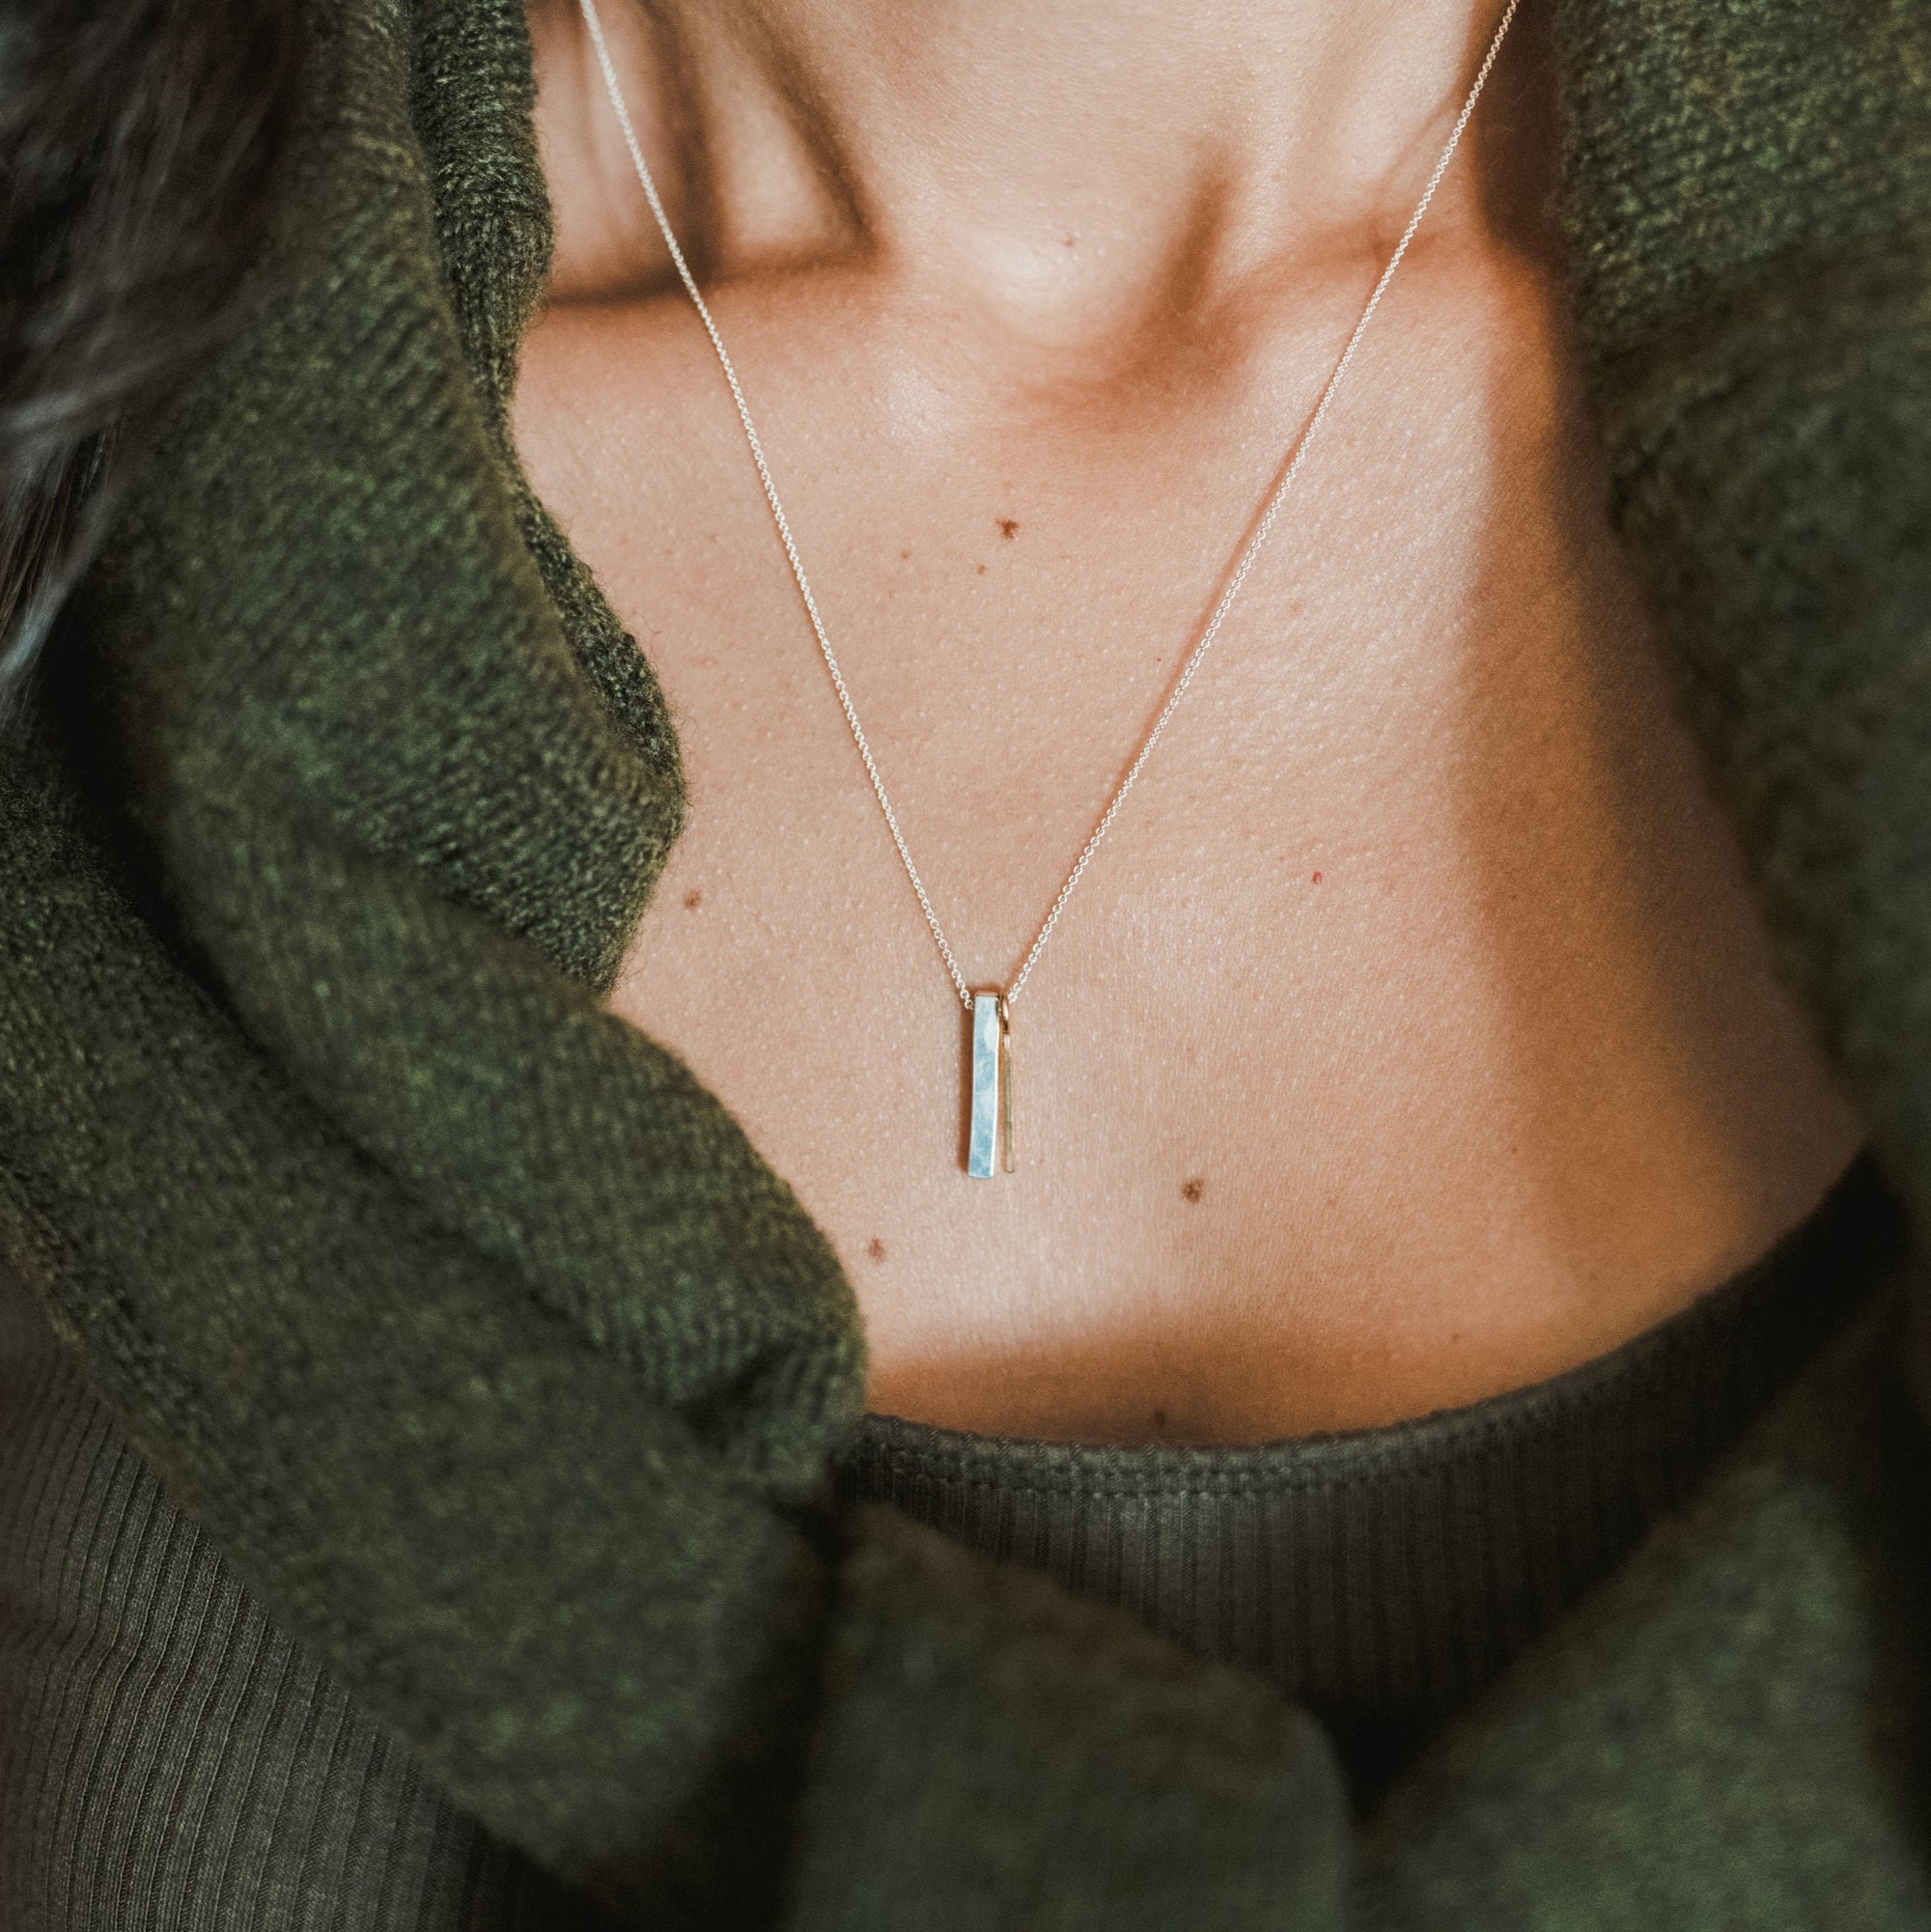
[512,0,1866,1442]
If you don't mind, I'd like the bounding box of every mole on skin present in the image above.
[1182,1177,1206,1204]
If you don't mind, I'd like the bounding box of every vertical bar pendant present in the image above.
[966,990,1004,1179]
[998,997,1015,1173]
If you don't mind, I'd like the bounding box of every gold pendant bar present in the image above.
[966,990,1011,1178]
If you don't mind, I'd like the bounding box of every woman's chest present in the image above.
[511,271,1861,1442]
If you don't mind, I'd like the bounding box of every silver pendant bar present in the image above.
[966,990,1012,1178]
[999,996,1015,1174]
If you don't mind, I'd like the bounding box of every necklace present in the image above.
[578,0,1522,1178]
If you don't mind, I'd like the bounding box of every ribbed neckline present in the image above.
[837,1151,1904,1800]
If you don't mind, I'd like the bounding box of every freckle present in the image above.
[976,562,987,574]
[866,1237,887,1263]
[682,888,702,910]
[997,518,1019,540]
[1153,1407,1168,1430]
[1311,871,1323,885]
[899,548,910,560]
[1181,1177,1205,1204]
[1063,236,1076,249]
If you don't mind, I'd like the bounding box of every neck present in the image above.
[536,0,1538,350]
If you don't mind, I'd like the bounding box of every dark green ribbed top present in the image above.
[839,1150,1903,1802]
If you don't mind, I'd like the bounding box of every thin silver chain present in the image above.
[580,0,1521,1010]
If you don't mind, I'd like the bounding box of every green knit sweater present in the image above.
[0,0,1927,1924]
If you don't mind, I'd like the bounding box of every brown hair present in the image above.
[0,0,300,714]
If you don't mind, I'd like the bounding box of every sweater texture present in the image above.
[0,0,1927,1923]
